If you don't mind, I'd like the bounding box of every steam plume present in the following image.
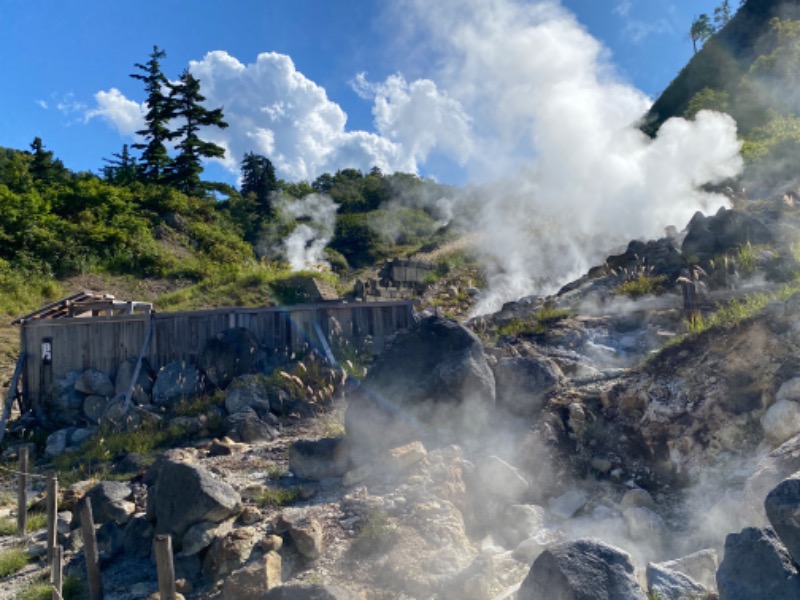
[372,0,744,313]
[278,193,339,271]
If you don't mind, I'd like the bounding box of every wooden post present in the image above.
[80,498,103,600]
[52,544,63,600]
[17,446,27,539]
[155,534,177,600]
[0,353,25,445]
[46,473,57,566]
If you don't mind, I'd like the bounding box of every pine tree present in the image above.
[102,144,139,186]
[240,152,277,217]
[130,46,174,183]
[167,70,228,196]
[29,137,67,185]
[690,14,714,54]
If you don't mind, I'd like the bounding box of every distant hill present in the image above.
[643,0,800,137]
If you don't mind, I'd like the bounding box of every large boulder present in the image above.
[152,459,241,547]
[716,527,800,600]
[493,356,562,417]
[288,438,349,480]
[199,328,263,390]
[152,361,203,407]
[222,553,282,600]
[681,207,773,260]
[48,370,84,424]
[225,375,272,415]
[518,538,647,600]
[765,474,800,564]
[744,434,800,519]
[75,369,115,398]
[345,316,495,450]
[202,526,259,581]
[114,357,155,405]
[80,481,135,525]
[646,563,707,600]
[224,408,277,444]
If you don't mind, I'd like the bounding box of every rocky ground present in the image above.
[4,198,800,599]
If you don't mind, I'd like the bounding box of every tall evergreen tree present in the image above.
[240,152,277,217]
[130,46,174,183]
[29,137,67,185]
[167,70,228,196]
[101,144,139,186]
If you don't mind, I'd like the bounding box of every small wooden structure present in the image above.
[11,292,415,414]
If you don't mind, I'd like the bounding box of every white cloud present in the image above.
[35,99,48,110]
[353,72,473,165]
[84,88,145,136]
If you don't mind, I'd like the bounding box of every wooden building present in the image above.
[11,292,415,414]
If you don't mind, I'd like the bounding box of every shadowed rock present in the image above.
[519,538,646,600]
[765,474,800,564]
[199,327,263,390]
[717,527,800,600]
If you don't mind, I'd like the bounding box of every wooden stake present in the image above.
[17,446,27,539]
[80,498,104,600]
[155,534,177,600]
[46,473,57,565]
[52,544,63,600]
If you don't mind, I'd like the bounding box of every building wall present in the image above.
[20,301,414,412]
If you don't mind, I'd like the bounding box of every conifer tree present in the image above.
[167,70,229,196]
[130,46,174,183]
[240,152,277,217]
[102,144,138,185]
[29,137,67,185]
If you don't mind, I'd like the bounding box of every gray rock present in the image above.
[620,488,655,510]
[179,521,220,557]
[519,538,646,600]
[646,562,706,600]
[114,357,155,405]
[288,438,349,480]
[203,526,259,581]
[75,369,115,397]
[122,513,154,559]
[762,400,800,446]
[152,362,203,406]
[45,428,73,457]
[83,395,110,423]
[96,521,124,560]
[153,459,241,546]
[48,370,84,424]
[493,355,562,417]
[765,474,800,564]
[225,408,277,444]
[777,377,800,403]
[623,506,667,544]
[199,327,263,390]
[472,455,529,502]
[499,504,547,548]
[81,481,135,525]
[279,512,324,560]
[258,584,360,600]
[717,527,800,600]
[548,489,588,520]
[69,427,95,447]
[744,433,800,518]
[345,316,495,451]
[223,553,282,599]
[655,549,718,592]
[225,375,272,415]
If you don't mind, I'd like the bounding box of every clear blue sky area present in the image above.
[0,0,725,185]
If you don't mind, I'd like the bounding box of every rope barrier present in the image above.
[0,463,48,479]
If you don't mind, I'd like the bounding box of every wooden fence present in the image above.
[18,300,414,412]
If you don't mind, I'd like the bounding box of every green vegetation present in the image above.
[51,419,197,483]
[15,576,84,600]
[254,486,300,507]
[0,547,30,578]
[497,305,571,337]
[0,512,47,536]
[615,274,668,298]
[350,509,399,557]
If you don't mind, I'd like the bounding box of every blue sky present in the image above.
[0,0,725,186]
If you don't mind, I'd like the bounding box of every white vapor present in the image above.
[85,88,145,135]
[277,193,339,271]
[375,0,743,313]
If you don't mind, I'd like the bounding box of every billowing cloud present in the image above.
[85,88,146,136]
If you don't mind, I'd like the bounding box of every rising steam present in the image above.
[370,0,744,313]
[278,193,339,271]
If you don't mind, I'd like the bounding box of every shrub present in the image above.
[0,547,29,578]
